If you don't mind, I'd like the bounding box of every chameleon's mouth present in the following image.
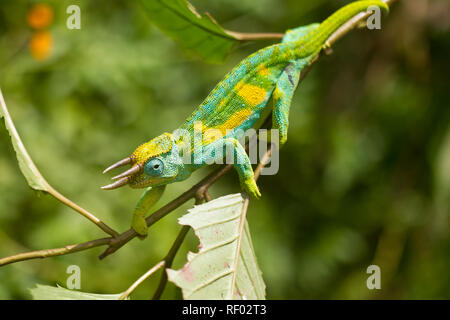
[101,156,142,190]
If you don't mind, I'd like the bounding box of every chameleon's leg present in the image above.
[272,52,319,146]
[203,138,261,198]
[270,23,320,146]
[131,185,166,237]
[272,62,301,146]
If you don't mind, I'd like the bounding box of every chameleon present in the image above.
[102,0,389,236]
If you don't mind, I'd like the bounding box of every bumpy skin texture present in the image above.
[106,1,389,235]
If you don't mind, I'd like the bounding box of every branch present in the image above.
[0,238,111,266]
[152,225,191,300]
[0,163,232,267]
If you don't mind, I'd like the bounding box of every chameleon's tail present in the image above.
[295,0,389,56]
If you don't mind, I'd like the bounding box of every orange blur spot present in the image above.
[27,4,54,29]
[30,30,53,60]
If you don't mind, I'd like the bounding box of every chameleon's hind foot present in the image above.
[241,177,261,199]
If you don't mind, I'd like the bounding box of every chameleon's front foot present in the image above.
[132,215,148,238]
[130,186,166,239]
[241,177,261,199]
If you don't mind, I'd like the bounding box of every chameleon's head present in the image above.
[102,133,184,190]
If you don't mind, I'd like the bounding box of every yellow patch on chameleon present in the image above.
[202,128,224,145]
[237,84,267,106]
[200,108,253,146]
[220,108,253,130]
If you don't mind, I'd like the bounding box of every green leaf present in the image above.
[29,284,125,300]
[0,89,50,192]
[140,0,237,63]
[167,194,266,300]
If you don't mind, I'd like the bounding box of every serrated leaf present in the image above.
[0,89,49,192]
[29,284,125,300]
[167,194,266,300]
[140,0,237,63]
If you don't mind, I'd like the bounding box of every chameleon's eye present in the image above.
[144,158,164,176]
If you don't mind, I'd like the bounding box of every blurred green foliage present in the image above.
[0,0,449,299]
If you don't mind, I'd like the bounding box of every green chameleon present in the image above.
[102,0,389,236]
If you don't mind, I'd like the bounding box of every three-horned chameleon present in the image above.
[102,0,389,236]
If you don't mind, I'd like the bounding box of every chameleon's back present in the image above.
[180,0,388,144]
[180,44,287,139]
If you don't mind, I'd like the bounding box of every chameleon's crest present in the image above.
[131,133,173,165]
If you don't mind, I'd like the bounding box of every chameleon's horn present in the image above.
[101,177,130,190]
[103,157,132,174]
[111,164,141,180]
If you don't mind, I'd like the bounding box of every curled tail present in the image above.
[294,0,389,56]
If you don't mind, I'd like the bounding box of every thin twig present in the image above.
[118,261,166,300]
[254,148,272,180]
[48,187,119,237]
[152,225,191,300]
[225,30,285,41]
[0,238,111,266]
[152,188,215,299]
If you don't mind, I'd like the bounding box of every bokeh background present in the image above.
[0,0,449,299]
